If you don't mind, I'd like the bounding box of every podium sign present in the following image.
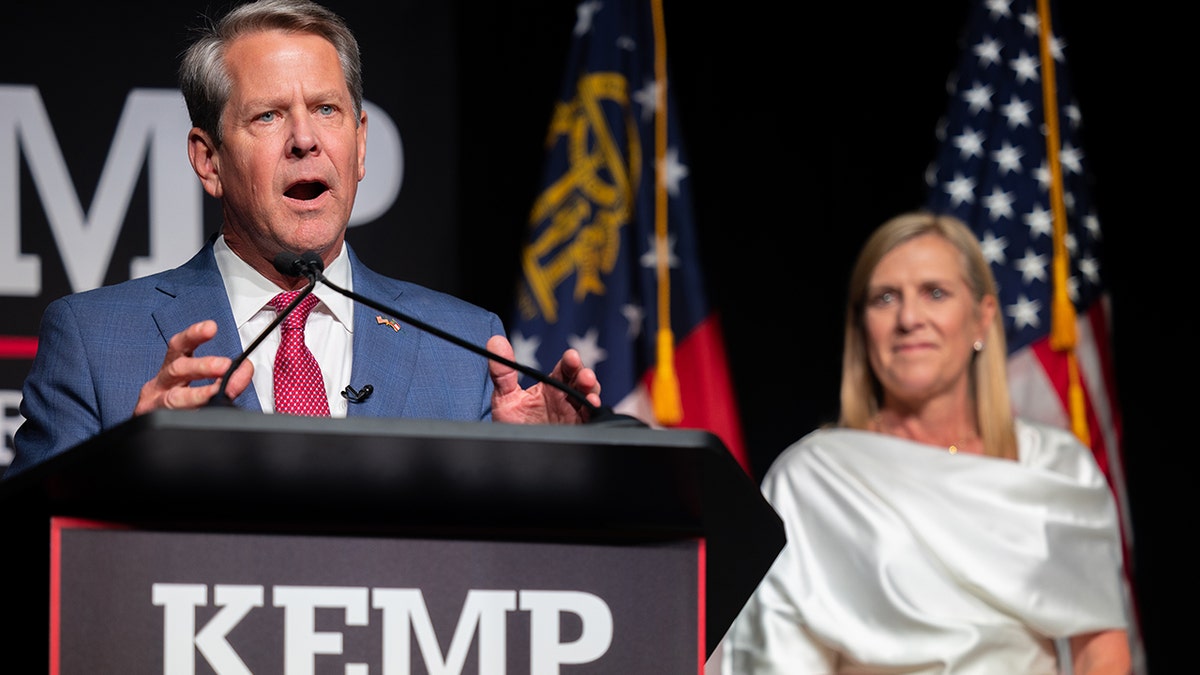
[54,519,700,673]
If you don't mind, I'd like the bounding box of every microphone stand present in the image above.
[291,255,643,427]
[206,276,319,408]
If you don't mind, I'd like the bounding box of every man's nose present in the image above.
[288,115,319,157]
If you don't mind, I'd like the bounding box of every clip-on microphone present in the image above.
[341,384,373,403]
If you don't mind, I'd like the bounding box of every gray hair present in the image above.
[178,0,363,146]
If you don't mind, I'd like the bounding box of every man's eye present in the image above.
[930,287,946,300]
[258,111,276,122]
[318,105,334,116]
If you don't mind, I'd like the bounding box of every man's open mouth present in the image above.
[285,181,328,200]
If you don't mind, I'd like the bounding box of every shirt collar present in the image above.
[214,235,355,331]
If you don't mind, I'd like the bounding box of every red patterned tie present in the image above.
[269,291,330,416]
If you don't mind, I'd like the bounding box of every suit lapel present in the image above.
[346,252,420,418]
[150,244,262,412]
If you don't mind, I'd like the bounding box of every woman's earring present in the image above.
[973,340,984,352]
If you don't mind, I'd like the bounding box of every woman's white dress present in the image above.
[716,419,1129,674]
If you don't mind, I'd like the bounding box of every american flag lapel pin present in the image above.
[376,315,401,332]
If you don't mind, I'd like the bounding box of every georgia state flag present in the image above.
[509,0,748,474]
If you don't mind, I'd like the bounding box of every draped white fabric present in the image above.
[716,419,1128,675]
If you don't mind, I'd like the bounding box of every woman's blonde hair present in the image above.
[838,211,1017,460]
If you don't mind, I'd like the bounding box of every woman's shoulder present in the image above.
[1014,418,1106,481]
[1014,417,1086,453]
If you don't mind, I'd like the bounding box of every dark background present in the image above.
[3,1,1183,670]
[452,2,1183,671]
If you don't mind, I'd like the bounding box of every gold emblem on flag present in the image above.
[519,72,639,324]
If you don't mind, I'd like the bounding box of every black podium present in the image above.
[0,409,784,673]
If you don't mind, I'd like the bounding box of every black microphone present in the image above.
[206,252,321,408]
[282,250,643,426]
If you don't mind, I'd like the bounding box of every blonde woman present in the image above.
[716,212,1131,674]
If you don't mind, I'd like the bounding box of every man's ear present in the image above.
[187,128,223,198]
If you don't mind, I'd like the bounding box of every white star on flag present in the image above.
[567,327,607,369]
[509,331,542,370]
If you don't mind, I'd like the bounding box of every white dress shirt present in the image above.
[213,235,355,416]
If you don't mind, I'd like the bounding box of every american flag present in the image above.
[925,0,1143,669]
[509,0,748,474]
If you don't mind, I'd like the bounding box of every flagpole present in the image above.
[650,0,682,425]
[1036,0,1089,446]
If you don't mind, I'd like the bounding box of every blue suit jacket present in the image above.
[5,241,503,478]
